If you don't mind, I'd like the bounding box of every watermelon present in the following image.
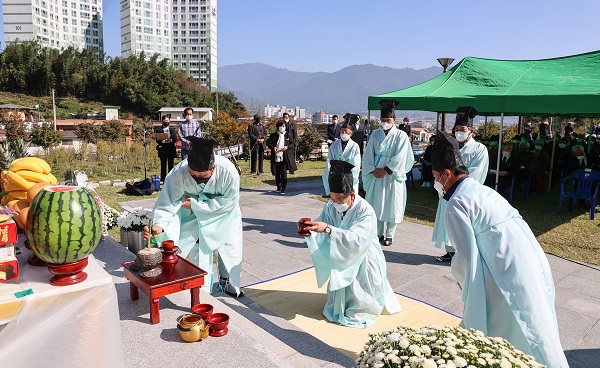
[26,186,103,264]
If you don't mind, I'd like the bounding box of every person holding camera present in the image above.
[156,115,179,183]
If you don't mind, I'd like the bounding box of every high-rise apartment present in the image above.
[2,0,104,60]
[120,0,217,91]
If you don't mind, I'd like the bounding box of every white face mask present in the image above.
[185,115,193,121]
[284,118,289,123]
[340,133,350,141]
[454,131,470,142]
[433,172,449,197]
[559,143,567,149]
[331,200,350,213]
[577,155,585,160]
[332,119,338,124]
[278,127,286,133]
[502,151,510,157]
[381,122,393,130]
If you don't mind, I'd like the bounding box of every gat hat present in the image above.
[342,113,360,128]
[187,136,217,172]
[253,114,261,121]
[379,99,398,119]
[328,160,355,194]
[454,106,478,128]
[430,131,467,173]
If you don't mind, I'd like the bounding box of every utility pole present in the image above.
[52,89,57,131]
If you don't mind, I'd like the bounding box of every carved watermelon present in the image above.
[26,186,103,264]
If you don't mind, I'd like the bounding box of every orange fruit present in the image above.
[27,182,52,204]
[14,207,28,230]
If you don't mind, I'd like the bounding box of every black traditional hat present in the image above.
[454,106,478,128]
[379,99,398,119]
[253,113,261,121]
[187,136,216,172]
[342,113,359,128]
[328,160,355,194]
[430,131,467,173]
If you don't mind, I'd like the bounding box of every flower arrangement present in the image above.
[102,204,120,230]
[356,325,544,368]
[116,207,153,232]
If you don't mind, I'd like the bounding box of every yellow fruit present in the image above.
[0,195,9,205]
[6,199,19,208]
[13,170,51,183]
[14,199,30,211]
[27,182,53,204]
[10,159,44,173]
[8,191,27,200]
[22,157,51,174]
[46,172,58,185]
[3,182,24,192]
[6,170,34,190]
[14,207,28,229]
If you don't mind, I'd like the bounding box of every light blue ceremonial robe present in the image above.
[304,196,401,328]
[152,155,243,295]
[432,138,488,248]
[322,139,361,195]
[446,177,568,368]
[362,126,414,223]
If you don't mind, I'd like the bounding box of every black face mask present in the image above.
[163,122,169,127]
[193,176,210,184]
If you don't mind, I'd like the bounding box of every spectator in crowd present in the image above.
[565,145,597,176]
[327,115,341,147]
[512,141,536,191]
[362,99,414,247]
[398,117,412,138]
[484,142,518,196]
[178,107,204,159]
[155,115,179,183]
[523,119,534,141]
[322,118,361,197]
[267,120,296,195]
[350,115,369,155]
[421,135,436,187]
[282,113,298,173]
[552,137,573,183]
[248,113,267,175]
[301,160,401,328]
[539,118,551,139]
[433,107,488,262]
[564,121,574,138]
[429,131,569,368]
[530,138,551,194]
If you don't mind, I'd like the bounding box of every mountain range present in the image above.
[217,62,442,116]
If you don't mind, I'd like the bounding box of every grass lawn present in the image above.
[92,158,600,266]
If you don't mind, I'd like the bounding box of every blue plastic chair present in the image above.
[557,169,600,220]
[504,176,517,204]
[405,154,420,190]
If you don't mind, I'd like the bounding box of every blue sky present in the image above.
[1,0,599,72]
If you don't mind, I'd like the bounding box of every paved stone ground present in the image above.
[109,178,600,367]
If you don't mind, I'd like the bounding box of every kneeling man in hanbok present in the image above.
[430,132,568,368]
[144,137,244,297]
[302,160,401,328]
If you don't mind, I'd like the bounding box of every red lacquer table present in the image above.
[121,256,208,324]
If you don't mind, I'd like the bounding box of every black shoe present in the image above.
[378,235,384,245]
[435,252,455,262]
[322,194,330,198]
[276,186,281,192]
[220,280,244,298]
[383,238,392,246]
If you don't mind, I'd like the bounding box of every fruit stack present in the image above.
[0,157,58,209]
[0,207,19,283]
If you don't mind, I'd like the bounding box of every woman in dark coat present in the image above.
[267,120,296,194]
[156,115,179,183]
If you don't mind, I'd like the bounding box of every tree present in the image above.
[30,124,63,149]
[296,124,323,159]
[100,120,126,141]
[3,118,29,142]
[74,122,100,144]
[475,120,518,142]
[207,111,246,147]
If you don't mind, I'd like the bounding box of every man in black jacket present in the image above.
[327,115,341,147]
[248,113,267,175]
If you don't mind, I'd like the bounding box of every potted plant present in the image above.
[356,325,544,368]
[117,207,153,255]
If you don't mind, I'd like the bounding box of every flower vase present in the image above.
[127,230,145,255]
[120,229,129,248]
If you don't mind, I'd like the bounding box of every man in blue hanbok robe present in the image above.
[322,121,361,196]
[144,137,244,297]
[430,132,568,368]
[303,160,401,328]
[362,99,414,247]
[433,107,488,262]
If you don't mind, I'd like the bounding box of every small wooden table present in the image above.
[121,256,208,324]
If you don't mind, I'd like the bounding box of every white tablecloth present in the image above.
[0,242,124,367]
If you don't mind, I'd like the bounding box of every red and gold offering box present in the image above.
[0,219,17,246]
[0,259,18,283]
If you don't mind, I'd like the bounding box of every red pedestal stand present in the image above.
[47,257,89,286]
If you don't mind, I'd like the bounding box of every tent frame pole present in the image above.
[494,113,504,191]
[548,116,559,193]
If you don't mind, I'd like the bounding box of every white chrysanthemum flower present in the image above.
[453,356,468,367]
[446,346,458,355]
[399,338,410,349]
[374,352,385,361]
[500,358,512,368]
[477,357,487,365]
[388,332,401,342]
[422,358,437,368]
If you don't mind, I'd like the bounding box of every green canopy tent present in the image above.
[367,50,600,192]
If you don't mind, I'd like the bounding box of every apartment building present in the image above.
[120,0,171,59]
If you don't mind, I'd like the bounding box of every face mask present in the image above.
[185,115,193,121]
[454,131,470,142]
[163,122,169,127]
[521,138,527,142]
[284,118,289,123]
[535,145,543,151]
[502,151,510,157]
[340,133,350,141]
[332,119,338,124]
[577,155,585,160]
[278,127,286,133]
[559,143,567,149]
[381,122,393,130]
[332,201,350,213]
[433,180,445,197]
[193,176,210,184]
